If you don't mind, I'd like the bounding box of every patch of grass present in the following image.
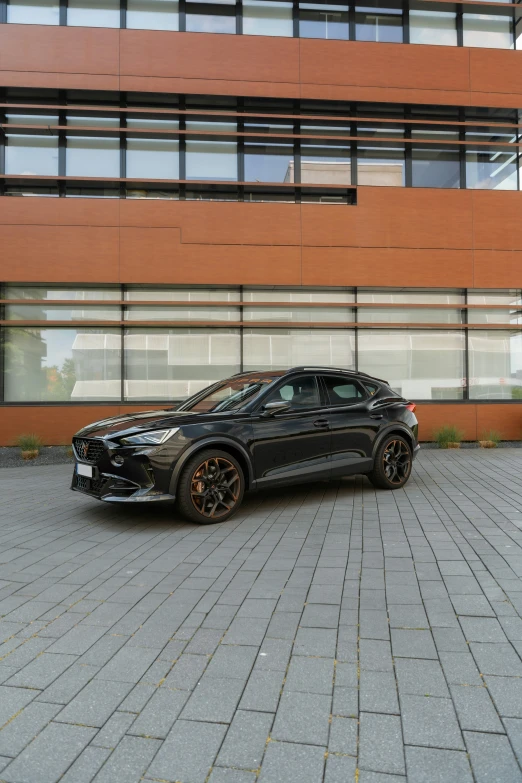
[14,433,43,452]
[479,429,502,446]
[433,425,463,449]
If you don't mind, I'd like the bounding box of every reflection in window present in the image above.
[7,0,59,24]
[466,133,518,190]
[299,3,349,39]
[186,0,236,34]
[358,330,465,399]
[243,0,293,36]
[361,308,462,323]
[5,135,59,176]
[299,145,352,184]
[244,143,294,183]
[469,331,522,399]
[66,137,120,177]
[242,329,356,370]
[125,288,241,301]
[409,8,457,45]
[5,286,120,301]
[358,290,464,304]
[463,13,513,48]
[356,3,402,42]
[124,329,241,400]
[126,0,179,29]
[124,307,240,321]
[126,139,179,179]
[4,328,121,402]
[6,304,120,321]
[244,288,355,302]
[467,309,522,325]
[67,0,120,27]
[186,123,237,180]
[412,131,460,188]
[243,306,354,322]
[358,145,405,186]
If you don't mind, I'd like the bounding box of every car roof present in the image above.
[232,367,388,385]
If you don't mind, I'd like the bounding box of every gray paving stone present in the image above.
[485,675,522,717]
[255,638,292,671]
[205,644,257,680]
[59,747,112,783]
[360,670,399,714]
[359,639,393,671]
[450,684,504,733]
[162,653,209,689]
[405,746,473,783]
[300,604,340,628]
[391,629,438,659]
[459,617,508,643]
[360,610,390,640]
[46,625,106,655]
[1,722,96,783]
[184,628,223,655]
[36,662,99,705]
[92,735,161,783]
[224,617,270,645]
[439,652,483,686]
[450,595,495,617]
[217,710,273,769]
[504,718,522,763]
[324,754,357,783]
[358,774,406,783]
[328,716,357,754]
[0,701,61,757]
[56,679,133,727]
[271,690,331,745]
[293,627,337,658]
[147,719,227,782]
[359,712,405,775]
[400,694,465,750]
[395,658,450,697]
[209,770,257,783]
[464,730,522,783]
[6,653,77,689]
[238,670,285,713]
[95,644,159,683]
[332,686,358,717]
[0,686,36,728]
[258,741,325,783]
[284,656,334,695]
[180,676,245,723]
[469,642,522,676]
[127,689,188,739]
[92,710,136,748]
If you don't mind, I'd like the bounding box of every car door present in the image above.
[321,374,385,477]
[250,374,332,487]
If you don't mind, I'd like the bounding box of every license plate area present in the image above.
[76,463,94,478]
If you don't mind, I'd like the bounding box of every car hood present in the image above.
[74,409,243,440]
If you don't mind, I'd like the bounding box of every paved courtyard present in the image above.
[1,451,522,783]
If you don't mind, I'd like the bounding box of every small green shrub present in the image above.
[433,425,464,449]
[15,433,43,452]
[512,387,522,400]
[479,430,502,445]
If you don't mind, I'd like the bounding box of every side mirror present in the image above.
[260,401,291,418]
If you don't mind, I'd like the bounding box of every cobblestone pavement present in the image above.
[1,451,522,783]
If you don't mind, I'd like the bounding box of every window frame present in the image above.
[321,373,369,407]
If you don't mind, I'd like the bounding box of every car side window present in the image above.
[323,375,366,407]
[263,375,321,411]
[364,382,379,396]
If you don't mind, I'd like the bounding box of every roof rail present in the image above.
[286,366,389,385]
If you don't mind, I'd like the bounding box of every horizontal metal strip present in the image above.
[1,300,521,310]
[1,321,521,328]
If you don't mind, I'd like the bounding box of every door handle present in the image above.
[313,418,330,429]
[370,413,384,419]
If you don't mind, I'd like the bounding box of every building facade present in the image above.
[0,0,521,444]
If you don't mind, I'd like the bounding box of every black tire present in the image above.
[367,435,413,490]
[175,449,245,524]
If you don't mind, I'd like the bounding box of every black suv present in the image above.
[71,367,419,524]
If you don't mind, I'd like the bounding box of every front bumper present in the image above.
[71,473,175,503]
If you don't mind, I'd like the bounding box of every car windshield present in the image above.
[178,375,279,413]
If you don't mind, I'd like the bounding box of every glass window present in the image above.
[186,123,237,181]
[186,1,236,33]
[6,304,120,321]
[412,131,460,189]
[127,0,179,30]
[4,327,121,402]
[243,0,293,36]
[468,290,522,306]
[469,331,522,399]
[243,306,353,322]
[126,139,179,179]
[358,290,464,304]
[299,144,351,185]
[124,328,241,400]
[125,306,240,321]
[299,3,349,39]
[358,330,466,399]
[360,308,463,323]
[179,375,277,412]
[356,2,402,42]
[7,0,59,24]
[5,135,59,176]
[244,288,354,303]
[5,286,120,301]
[463,12,513,49]
[264,375,321,409]
[323,375,366,405]
[244,143,294,183]
[467,309,522,324]
[124,288,240,301]
[67,0,120,27]
[242,328,356,370]
[409,7,457,46]
[357,145,405,186]
[465,133,518,190]
[66,137,120,178]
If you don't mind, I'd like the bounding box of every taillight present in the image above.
[405,402,417,413]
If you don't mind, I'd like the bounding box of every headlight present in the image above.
[120,427,180,446]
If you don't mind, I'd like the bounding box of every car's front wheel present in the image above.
[368,435,413,490]
[176,449,245,524]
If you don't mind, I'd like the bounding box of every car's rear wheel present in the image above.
[368,435,412,490]
[176,449,245,524]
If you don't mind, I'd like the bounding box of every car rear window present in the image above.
[323,376,366,406]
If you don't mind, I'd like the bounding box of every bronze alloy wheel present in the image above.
[383,439,412,486]
[189,456,241,520]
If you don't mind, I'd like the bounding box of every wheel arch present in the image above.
[372,425,414,459]
[169,437,255,496]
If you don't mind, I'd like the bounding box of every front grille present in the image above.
[73,438,105,465]
[75,474,104,494]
